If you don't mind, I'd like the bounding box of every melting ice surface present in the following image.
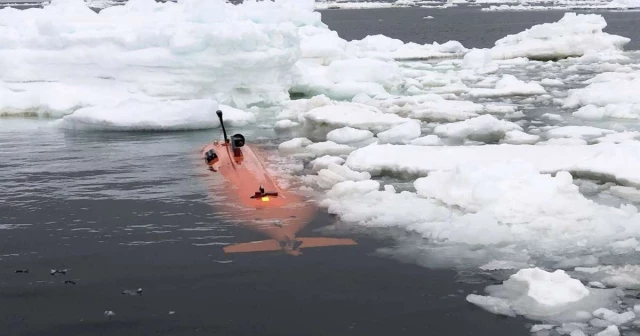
[3,0,640,334]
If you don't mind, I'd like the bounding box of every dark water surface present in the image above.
[0,120,530,335]
[6,5,639,336]
[321,6,640,50]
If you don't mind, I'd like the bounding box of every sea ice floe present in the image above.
[344,142,640,186]
[490,13,630,61]
[467,268,619,327]
[57,99,256,131]
[433,115,523,142]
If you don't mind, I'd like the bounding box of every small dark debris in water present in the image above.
[15,269,29,274]
[64,280,76,285]
[122,288,143,296]
[50,269,68,276]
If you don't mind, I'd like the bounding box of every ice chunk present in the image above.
[467,268,618,325]
[546,126,615,140]
[57,99,255,131]
[466,294,515,317]
[303,103,414,132]
[576,50,630,64]
[607,0,640,8]
[462,49,494,69]
[305,141,355,157]
[609,186,640,202]
[501,130,540,145]
[413,162,599,228]
[0,0,314,107]
[469,75,546,98]
[564,72,640,112]
[279,137,313,152]
[575,265,640,289]
[589,282,606,289]
[595,325,620,336]
[610,238,639,252]
[323,179,381,200]
[484,104,517,115]
[298,27,348,64]
[490,13,630,61]
[347,34,467,61]
[345,142,640,186]
[316,163,372,189]
[274,120,300,130]
[573,104,640,121]
[479,260,530,271]
[322,159,640,259]
[542,113,564,122]
[409,135,443,146]
[406,99,484,122]
[376,122,421,144]
[434,115,522,142]
[594,132,640,144]
[531,324,555,332]
[326,127,374,144]
[309,155,345,172]
[292,58,400,100]
[554,255,599,269]
[592,308,635,325]
[352,93,484,123]
[278,95,333,120]
[326,58,403,89]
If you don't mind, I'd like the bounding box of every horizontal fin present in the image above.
[223,237,357,254]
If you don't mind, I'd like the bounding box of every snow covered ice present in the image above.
[467,268,620,325]
[489,13,630,61]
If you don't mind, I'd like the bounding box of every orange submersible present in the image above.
[201,110,356,256]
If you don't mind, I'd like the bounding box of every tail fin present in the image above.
[223,239,282,253]
[223,237,357,254]
[295,237,357,249]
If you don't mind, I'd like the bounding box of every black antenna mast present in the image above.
[216,110,229,143]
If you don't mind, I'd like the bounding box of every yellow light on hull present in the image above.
[261,197,270,202]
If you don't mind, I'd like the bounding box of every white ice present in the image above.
[309,155,346,172]
[546,126,616,141]
[326,126,374,144]
[301,102,416,133]
[565,71,640,122]
[315,163,372,189]
[490,13,630,61]
[345,142,640,186]
[0,0,316,108]
[409,135,444,146]
[433,115,523,142]
[57,99,255,131]
[468,75,546,98]
[376,121,422,144]
[353,93,485,122]
[501,130,541,145]
[467,268,619,327]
